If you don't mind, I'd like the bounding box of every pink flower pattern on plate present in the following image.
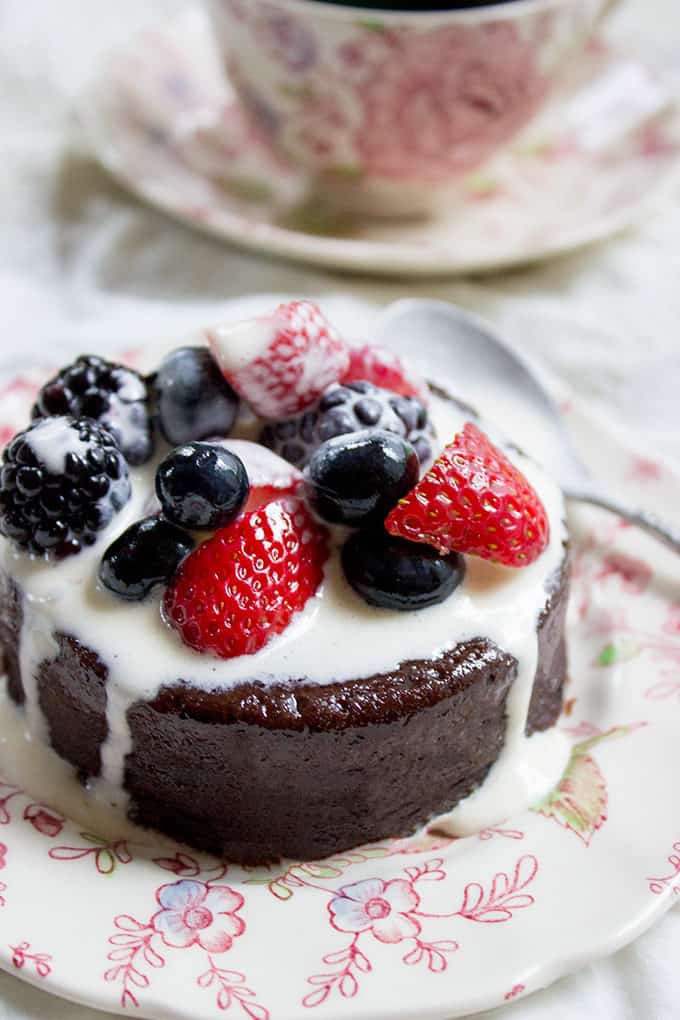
[303,855,538,1008]
[104,867,265,1012]
[663,604,680,636]
[596,551,652,594]
[152,880,245,953]
[23,805,64,838]
[329,878,420,944]
[647,842,680,896]
[10,942,52,979]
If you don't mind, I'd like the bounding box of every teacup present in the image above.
[209,0,616,217]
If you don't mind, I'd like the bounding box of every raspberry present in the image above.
[385,422,550,567]
[0,417,131,559]
[163,497,328,659]
[344,344,429,403]
[207,301,349,419]
[260,380,434,469]
[32,355,153,466]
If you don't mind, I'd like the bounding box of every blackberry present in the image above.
[32,355,153,466]
[387,393,434,466]
[0,417,131,559]
[260,380,435,469]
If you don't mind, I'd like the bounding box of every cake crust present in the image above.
[0,374,569,864]
[0,553,568,864]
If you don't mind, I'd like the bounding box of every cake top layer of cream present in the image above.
[0,388,567,699]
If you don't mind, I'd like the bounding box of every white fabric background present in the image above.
[0,0,678,1017]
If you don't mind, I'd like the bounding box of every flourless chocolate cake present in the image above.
[0,301,569,863]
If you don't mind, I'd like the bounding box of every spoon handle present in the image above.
[566,489,680,555]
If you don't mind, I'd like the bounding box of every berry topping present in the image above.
[261,380,434,469]
[386,422,550,567]
[153,347,239,446]
[32,355,153,466]
[344,344,429,403]
[156,443,249,531]
[164,497,328,659]
[207,300,349,419]
[99,516,194,601]
[0,417,131,559]
[215,440,303,512]
[342,530,465,611]
[305,431,419,528]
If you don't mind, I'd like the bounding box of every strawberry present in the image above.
[344,344,429,403]
[163,497,328,659]
[216,440,303,512]
[385,422,550,567]
[207,301,349,419]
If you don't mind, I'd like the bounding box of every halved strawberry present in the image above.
[385,422,550,567]
[207,301,349,419]
[163,497,328,659]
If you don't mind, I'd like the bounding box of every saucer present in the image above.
[0,296,679,1020]
[80,9,680,277]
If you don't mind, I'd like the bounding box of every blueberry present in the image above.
[155,442,249,531]
[342,530,465,611]
[99,516,195,601]
[154,347,239,445]
[305,431,419,528]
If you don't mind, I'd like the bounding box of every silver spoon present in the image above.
[377,298,680,555]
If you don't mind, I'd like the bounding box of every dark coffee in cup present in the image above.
[311,1,520,8]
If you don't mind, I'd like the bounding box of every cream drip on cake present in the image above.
[0,387,569,834]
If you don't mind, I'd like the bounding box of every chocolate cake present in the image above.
[0,301,569,864]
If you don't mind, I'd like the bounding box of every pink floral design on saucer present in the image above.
[151,880,245,953]
[79,10,680,275]
[329,877,422,944]
[104,864,268,1014]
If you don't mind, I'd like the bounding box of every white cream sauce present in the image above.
[24,417,92,475]
[0,391,570,838]
[208,316,276,374]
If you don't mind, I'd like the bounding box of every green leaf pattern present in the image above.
[532,726,637,845]
[246,844,397,900]
[534,751,606,846]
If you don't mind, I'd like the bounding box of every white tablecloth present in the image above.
[0,1,679,1017]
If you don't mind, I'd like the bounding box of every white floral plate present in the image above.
[78,9,680,278]
[0,300,679,1020]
